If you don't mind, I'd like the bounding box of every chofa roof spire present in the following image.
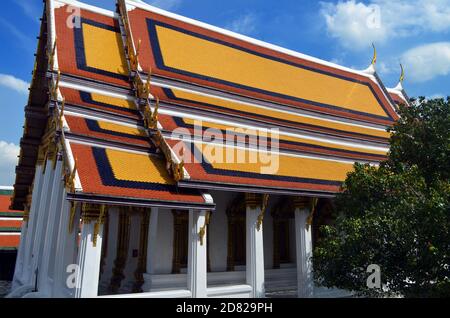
[393,63,405,91]
[362,43,377,75]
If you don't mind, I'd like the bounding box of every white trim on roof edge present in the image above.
[126,0,375,79]
[124,0,399,117]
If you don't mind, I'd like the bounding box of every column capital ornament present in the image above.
[36,146,47,167]
[256,194,269,231]
[68,201,77,233]
[23,205,30,222]
[198,210,212,246]
[81,203,108,247]
[245,193,262,209]
[292,196,310,209]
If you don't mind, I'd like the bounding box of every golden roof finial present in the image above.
[371,43,377,65]
[399,63,405,83]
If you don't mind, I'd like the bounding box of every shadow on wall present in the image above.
[0,250,17,280]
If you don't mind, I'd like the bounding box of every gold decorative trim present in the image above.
[152,130,185,182]
[292,196,310,209]
[198,211,211,246]
[306,197,319,226]
[51,70,61,101]
[256,194,269,231]
[47,38,57,71]
[81,203,108,247]
[142,97,159,130]
[68,201,77,233]
[244,193,261,209]
[65,160,77,193]
[118,0,138,72]
[23,205,30,223]
[36,146,46,167]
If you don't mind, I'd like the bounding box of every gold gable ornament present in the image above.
[47,38,57,71]
[51,70,61,101]
[142,97,159,130]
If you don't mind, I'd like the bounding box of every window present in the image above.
[226,194,246,271]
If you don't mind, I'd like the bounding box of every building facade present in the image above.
[7,0,407,298]
[0,187,23,285]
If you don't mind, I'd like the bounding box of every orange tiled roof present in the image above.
[125,2,398,125]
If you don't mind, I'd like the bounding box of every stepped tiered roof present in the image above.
[11,0,407,210]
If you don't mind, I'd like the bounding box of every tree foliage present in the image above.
[313,97,450,297]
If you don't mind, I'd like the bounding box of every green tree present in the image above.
[313,97,450,297]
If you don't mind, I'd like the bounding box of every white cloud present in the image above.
[146,0,183,10]
[378,61,395,75]
[225,13,258,35]
[0,74,29,95]
[0,74,29,94]
[0,141,19,186]
[320,0,450,50]
[401,42,450,82]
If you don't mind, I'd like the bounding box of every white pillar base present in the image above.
[38,159,64,294]
[75,222,104,298]
[21,165,44,286]
[246,204,265,298]
[187,210,208,298]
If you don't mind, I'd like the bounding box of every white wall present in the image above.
[99,193,297,292]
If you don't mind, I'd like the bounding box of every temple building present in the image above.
[0,187,23,283]
[7,0,407,298]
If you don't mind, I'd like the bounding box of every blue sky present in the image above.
[0,0,449,184]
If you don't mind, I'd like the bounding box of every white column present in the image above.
[146,207,159,275]
[187,210,207,298]
[30,160,56,285]
[75,221,104,298]
[20,164,44,285]
[38,158,64,294]
[12,221,28,289]
[245,194,265,298]
[52,198,80,297]
[294,199,314,298]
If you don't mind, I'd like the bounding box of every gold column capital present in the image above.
[81,203,108,247]
[292,196,310,209]
[245,193,262,209]
[36,146,46,167]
